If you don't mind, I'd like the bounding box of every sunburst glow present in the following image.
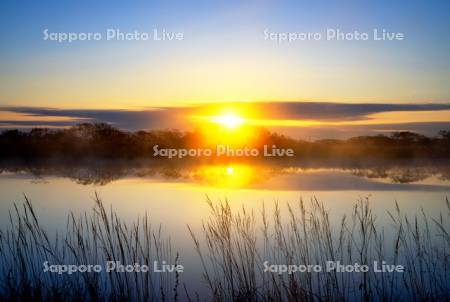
[210,113,244,129]
[190,106,257,147]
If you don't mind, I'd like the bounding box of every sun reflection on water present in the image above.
[190,164,264,188]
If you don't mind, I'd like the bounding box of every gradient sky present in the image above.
[0,1,449,138]
[1,0,449,108]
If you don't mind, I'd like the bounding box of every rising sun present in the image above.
[211,113,244,129]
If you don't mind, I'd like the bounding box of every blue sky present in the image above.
[1,0,449,107]
[0,0,449,136]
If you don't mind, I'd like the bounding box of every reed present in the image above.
[0,193,178,302]
[0,195,449,301]
[188,197,450,301]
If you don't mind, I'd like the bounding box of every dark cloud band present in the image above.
[1,102,449,138]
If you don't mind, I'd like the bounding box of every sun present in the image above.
[226,166,234,175]
[192,107,253,147]
[211,113,244,129]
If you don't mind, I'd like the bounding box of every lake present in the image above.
[0,162,449,299]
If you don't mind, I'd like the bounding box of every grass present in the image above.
[0,195,449,301]
[188,197,450,301]
[0,193,178,301]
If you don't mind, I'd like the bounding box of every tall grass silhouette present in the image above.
[0,194,449,301]
[188,197,450,301]
[0,193,178,301]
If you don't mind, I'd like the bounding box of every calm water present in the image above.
[0,163,449,293]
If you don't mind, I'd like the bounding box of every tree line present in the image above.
[0,123,449,163]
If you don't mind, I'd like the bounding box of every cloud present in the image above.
[256,102,450,121]
[1,102,449,137]
[272,122,450,139]
[0,107,189,130]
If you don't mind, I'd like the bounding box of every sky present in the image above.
[0,0,449,137]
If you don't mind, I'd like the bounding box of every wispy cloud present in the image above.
[1,102,449,138]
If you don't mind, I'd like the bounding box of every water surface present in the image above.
[0,162,449,294]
